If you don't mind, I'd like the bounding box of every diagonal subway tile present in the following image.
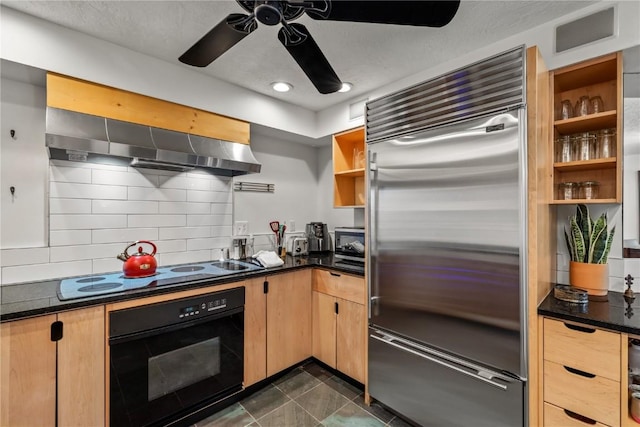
[194,402,254,427]
[301,361,333,382]
[274,369,322,399]
[240,384,291,420]
[256,401,319,427]
[321,401,385,427]
[351,395,395,424]
[295,383,350,421]
[324,375,363,400]
[387,414,416,426]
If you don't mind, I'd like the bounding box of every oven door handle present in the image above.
[109,306,243,345]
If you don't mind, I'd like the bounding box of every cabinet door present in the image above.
[57,306,105,427]
[244,277,267,386]
[336,299,366,384]
[312,291,337,367]
[1,315,57,426]
[266,270,312,376]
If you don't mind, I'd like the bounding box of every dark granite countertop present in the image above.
[538,289,640,335]
[0,254,364,322]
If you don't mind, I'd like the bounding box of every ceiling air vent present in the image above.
[555,7,615,54]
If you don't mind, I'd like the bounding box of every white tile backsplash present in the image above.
[91,228,159,244]
[1,247,50,267]
[50,165,92,183]
[50,214,128,230]
[159,226,211,240]
[2,260,92,283]
[50,243,125,262]
[158,202,210,215]
[50,182,127,200]
[92,169,158,187]
[187,189,231,203]
[0,163,234,285]
[49,198,92,214]
[128,214,186,228]
[128,186,186,202]
[92,200,158,214]
[50,230,92,246]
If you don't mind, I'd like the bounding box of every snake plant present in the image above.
[564,204,615,264]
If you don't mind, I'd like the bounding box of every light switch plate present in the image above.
[234,221,248,235]
[287,220,295,232]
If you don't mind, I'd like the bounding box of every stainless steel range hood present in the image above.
[45,107,261,175]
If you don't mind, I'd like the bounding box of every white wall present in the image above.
[0,78,48,249]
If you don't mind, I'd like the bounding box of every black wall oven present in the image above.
[109,287,244,426]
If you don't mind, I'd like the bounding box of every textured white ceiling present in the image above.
[3,1,597,112]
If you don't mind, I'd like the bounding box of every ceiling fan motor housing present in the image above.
[255,2,283,26]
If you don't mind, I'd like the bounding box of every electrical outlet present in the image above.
[288,220,295,232]
[234,221,248,235]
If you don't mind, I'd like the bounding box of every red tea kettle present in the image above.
[117,240,157,278]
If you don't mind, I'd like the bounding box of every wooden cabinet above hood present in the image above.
[46,72,250,145]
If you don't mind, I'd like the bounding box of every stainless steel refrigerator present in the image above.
[367,47,527,427]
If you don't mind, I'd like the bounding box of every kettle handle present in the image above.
[124,240,157,257]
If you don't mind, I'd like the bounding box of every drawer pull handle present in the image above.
[564,366,596,378]
[563,409,596,425]
[329,272,341,277]
[564,323,596,334]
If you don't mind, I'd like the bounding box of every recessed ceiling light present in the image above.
[339,82,353,93]
[271,82,292,92]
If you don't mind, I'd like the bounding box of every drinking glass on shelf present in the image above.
[558,182,576,200]
[560,100,573,120]
[574,132,596,161]
[575,96,590,117]
[555,136,573,162]
[590,96,604,114]
[352,147,365,169]
[596,128,616,158]
[579,181,599,200]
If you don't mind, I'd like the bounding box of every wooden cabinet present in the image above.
[1,306,105,427]
[312,269,366,383]
[333,126,365,207]
[265,269,312,376]
[1,314,57,425]
[542,317,622,426]
[550,52,622,203]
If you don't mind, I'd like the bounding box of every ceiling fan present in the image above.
[179,1,461,94]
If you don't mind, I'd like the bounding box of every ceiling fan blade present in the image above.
[305,1,461,27]
[179,13,257,67]
[278,23,342,94]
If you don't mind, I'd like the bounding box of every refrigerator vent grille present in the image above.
[366,46,525,143]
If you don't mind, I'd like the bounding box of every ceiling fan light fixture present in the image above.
[339,82,353,93]
[271,82,293,92]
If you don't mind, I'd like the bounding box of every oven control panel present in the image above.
[179,297,228,319]
[109,287,245,338]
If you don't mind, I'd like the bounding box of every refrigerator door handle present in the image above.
[370,333,509,391]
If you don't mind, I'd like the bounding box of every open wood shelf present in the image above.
[333,127,365,208]
[549,52,622,204]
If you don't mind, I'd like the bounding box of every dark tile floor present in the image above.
[193,361,412,427]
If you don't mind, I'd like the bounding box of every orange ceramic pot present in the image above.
[569,261,609,300]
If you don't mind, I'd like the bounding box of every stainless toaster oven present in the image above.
[334,227,365,263]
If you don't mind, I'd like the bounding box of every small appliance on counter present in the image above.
[231,237,248,259]
[334,227,365,263]
[287,236,309,256]
[305,222,332,253]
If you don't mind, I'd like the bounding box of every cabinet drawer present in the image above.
[544,317,620,381]
[544,402,609,427]
[544,360,619,427]
[312,269,365,304]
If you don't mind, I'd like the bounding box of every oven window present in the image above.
[148,337,221,401]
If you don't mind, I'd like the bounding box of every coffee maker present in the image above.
[305,222,332,253]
